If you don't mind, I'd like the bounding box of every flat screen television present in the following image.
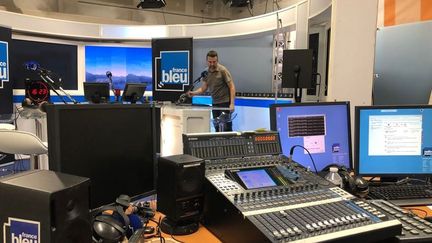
[84,82,110,103]
[46,104,157,209]
[270,102,352,172]
[355,105,432,177]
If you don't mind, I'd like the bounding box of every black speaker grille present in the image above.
[178,166,204,197]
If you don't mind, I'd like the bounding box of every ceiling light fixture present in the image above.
[136,0,166,9]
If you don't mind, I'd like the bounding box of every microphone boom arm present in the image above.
[188,75,204,92]
[39,71,78,104]
[176,73,206,104]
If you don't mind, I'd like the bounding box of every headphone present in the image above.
[91,205,130,243]
[322,165,369,198]
[21,98,49,112]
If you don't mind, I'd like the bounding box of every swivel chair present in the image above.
[0,128,48,170]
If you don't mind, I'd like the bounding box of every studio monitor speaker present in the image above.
[0,170,92,243]
[157,154,204,235]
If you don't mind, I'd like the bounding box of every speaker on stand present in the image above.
[157,154,205,235]
[0,170,92,243]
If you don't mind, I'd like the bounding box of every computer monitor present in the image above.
[122,83,146,104]
[355,105,432,177]
[46,104,157,209]
[281,49,313,89]
[270,102,352,171]
[84,82,110,104]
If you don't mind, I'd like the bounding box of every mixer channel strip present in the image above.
[234,187,346,216]
[188,139,247,159]
[369,200,432,242]
[248,200,402,242]
[205,156,285,172]
[183,132,282,160]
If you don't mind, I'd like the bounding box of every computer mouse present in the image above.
[143,226,155,234]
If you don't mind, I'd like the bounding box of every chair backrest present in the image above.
[0,130,48,155]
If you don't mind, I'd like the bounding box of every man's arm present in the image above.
[188,82,208,97]
[228,81,236,111]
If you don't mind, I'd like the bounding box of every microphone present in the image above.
[106,71,113,79]
[24,61,40,71]
[24,61,52,75]
[288,146,296,163]
[289,145,318,173]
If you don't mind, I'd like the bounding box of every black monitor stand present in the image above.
[293,65,302,103]
[160,217,199,235]
[129,93,139,104]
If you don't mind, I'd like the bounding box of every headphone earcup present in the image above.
[91,205,130,242]
[338,170,355,193]
[93,215,126,242]
[347,175,356,193]
[353,176,369,198]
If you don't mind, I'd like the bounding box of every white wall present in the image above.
[327,0,379,151]
[327,0,378,106]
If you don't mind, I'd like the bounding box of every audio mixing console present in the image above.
[369,200,432,242]
[183,132,403,242]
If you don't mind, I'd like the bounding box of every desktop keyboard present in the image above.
[369,200,432,242]
[368,184,432,206]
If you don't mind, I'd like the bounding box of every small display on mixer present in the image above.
[225,166,295,190]
[236,169,277,189]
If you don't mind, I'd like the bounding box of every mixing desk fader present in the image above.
[183,132,402,242]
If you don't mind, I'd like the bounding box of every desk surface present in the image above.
[403,205,432,218]
[143,213,221,243]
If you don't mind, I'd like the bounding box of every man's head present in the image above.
[207,50,218,72]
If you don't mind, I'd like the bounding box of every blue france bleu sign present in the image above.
[3,217,40,243]
[155,50,190,91]
[0,41,9,89]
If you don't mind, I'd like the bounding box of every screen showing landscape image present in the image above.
[85,46,152,91]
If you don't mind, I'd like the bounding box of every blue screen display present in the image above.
[357,106,432,175]
[271,103,351,171]
[237,169,277,189]
[85,46,152,90]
